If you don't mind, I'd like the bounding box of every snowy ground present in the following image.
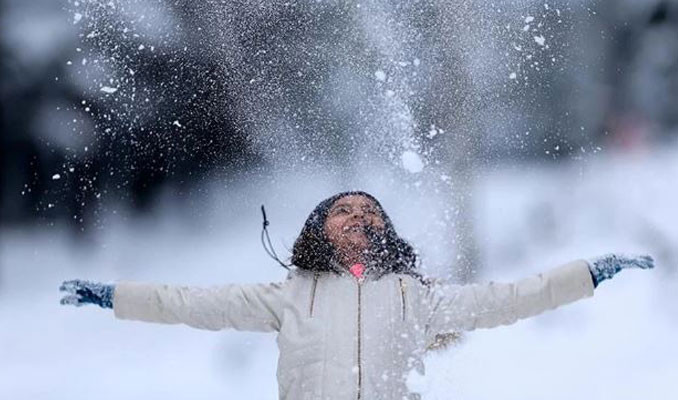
[1,143,676,399]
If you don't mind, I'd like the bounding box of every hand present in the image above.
[59,279,115,309]
[586,253,655,287]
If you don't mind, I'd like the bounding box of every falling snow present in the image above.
[3,0,676,398]
[100,86,118,94]
[401,150,424,174]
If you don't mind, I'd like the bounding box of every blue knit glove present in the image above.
[59,279,115,309]
[586,254,654,288]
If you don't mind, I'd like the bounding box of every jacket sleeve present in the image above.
[426,259,595,334]
[112,281,286,332]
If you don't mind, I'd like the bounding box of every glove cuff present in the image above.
[100,284,114,309]
[586,254,623,288]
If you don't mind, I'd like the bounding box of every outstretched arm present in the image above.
[426,254,654,335]
[60,279,287,332]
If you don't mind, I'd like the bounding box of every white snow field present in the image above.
[1,143,676,400]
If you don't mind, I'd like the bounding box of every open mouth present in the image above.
[343,224,366,233]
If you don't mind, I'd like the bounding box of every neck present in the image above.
[337,248,371,269]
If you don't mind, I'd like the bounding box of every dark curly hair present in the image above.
[291,191,420,279]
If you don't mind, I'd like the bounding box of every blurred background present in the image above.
[1,0,677,399]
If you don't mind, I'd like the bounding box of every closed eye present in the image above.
[332,206,351,214]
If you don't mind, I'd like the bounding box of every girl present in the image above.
[60,190,654,400]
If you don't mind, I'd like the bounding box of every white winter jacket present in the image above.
[113,259,594,400]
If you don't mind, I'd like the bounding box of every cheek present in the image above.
[372,216,386,229]
[324,219,342,241]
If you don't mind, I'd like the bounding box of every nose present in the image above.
[351,209,368,222]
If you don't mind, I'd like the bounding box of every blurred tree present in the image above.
[3,0,677,263]
[0,0,260,231]
[408,2,483,283]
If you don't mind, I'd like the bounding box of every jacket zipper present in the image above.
[399,277,407,321]
[309,274,319,317]
[356,279,362,400]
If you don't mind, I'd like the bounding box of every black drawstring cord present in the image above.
[261,205,291,270]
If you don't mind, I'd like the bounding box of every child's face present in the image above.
[323,195,386,259]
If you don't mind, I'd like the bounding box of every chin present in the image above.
[344,240,368,251]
